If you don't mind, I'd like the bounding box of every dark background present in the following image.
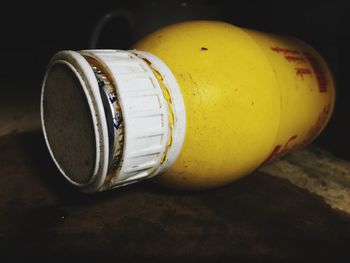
[1,1,350,261]
[0,0,349,158]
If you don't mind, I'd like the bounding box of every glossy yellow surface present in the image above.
[133,21,335,190]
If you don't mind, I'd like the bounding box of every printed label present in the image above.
[305,103,332,143]
[265,135,298,162]
[303,52,328,92]
[270,46,328,92]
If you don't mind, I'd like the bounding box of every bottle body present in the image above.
[133,21,335,190]
[41,21,335,192]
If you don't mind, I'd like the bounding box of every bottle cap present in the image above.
[41,49,185,192]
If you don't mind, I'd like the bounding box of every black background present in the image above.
[0,0,349,157]
[1,1,350,261]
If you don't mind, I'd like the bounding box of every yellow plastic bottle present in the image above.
[41,21,335,193]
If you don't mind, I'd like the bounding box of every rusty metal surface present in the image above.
[1,131,350,262]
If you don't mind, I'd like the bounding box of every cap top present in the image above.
[42,61,98,184]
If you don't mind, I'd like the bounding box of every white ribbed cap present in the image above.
[41,49,186,193]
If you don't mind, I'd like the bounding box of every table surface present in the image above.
[1,131,350,262]
[1,84,350,262]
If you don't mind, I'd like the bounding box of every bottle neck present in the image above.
[130,50,186,175]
